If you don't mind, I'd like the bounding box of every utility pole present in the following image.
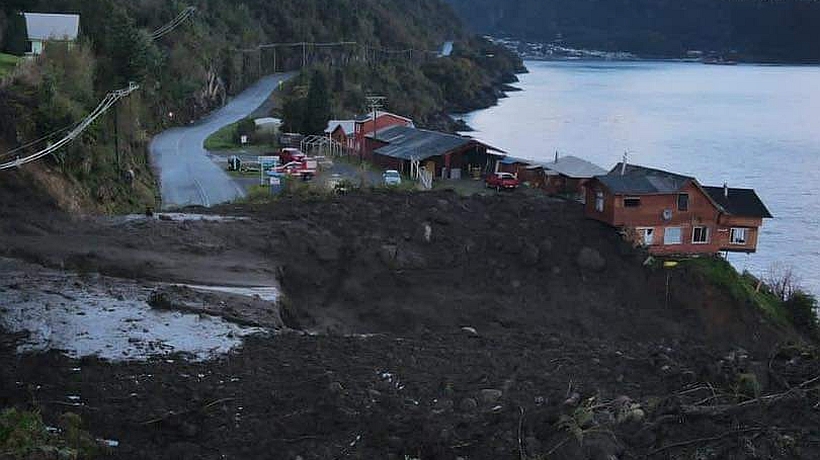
[364,95,386,164]
[114,103,120,173]
[302,42,307,69]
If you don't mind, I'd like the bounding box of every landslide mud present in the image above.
[1,181,817,459]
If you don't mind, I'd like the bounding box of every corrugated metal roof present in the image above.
[355,110,413,124]
[597,163,693,194]
[539,155,606,178]
[703,186,773,218]
[23,13,80,41]
[372,125,478,161]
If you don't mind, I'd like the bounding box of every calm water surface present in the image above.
[462,60,820,295]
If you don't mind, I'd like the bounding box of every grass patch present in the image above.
[684,257,790,325]
[204,121,241,151]
[0,53,21,79]
[0,408,100,459]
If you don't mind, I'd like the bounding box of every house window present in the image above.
[678,194,689,211]
[624,197,641,208]
[664,227,682,245]
[730,228,748,245]
[692,226,710,244]
[636,227,655,246]
[595,191,604,212]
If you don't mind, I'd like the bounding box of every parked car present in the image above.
[383,170,402,186]
[485,172,520,190]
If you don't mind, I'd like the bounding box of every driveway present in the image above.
[150,73,295,209]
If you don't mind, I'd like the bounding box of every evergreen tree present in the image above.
[281,96,306,134]
[3,11,27,56]
[304,70,330,135]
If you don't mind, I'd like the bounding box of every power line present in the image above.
[150,6,196,41]
[0,83,140,171]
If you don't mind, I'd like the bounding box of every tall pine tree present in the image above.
[304,70,330,135]
[3,11,28,56]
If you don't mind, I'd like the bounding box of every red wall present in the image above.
[584,180,764,255]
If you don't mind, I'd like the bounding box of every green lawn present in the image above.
[0,53,21,78]
[683,257,790,326]
[204,121,241,151]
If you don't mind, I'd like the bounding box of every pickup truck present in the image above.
[275,158,318,181]
[485,172,520,190]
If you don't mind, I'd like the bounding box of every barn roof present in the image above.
[371,125,503,161]
[597,163,693,194]
[23,13,80,41]
[703,186,773,218]
[325,120,355,135]
[355,110,413,125]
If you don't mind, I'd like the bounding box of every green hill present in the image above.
[0,0,523,212]
[445,0,820,62]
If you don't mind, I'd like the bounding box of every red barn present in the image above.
[585,163,772,255]
[353,111,414,158]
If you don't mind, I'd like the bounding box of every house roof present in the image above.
[597,163,694,194]
[23,13,80,41]
[371,125,501,161]
[355,110,413,125]
[703,186,773,218]
[325,120,355,135]
[254,117,281,127]
[541,155,606,179]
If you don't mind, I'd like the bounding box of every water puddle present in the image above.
[108,213,249,224]
[0,259,265,361]
[179,284,280,302]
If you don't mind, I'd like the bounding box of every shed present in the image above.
[369,125,504,180]
[23,13,80,55]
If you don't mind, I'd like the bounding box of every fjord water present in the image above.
[462,60,820,295]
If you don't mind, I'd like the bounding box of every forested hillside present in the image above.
[0,0,523,212]
[445,0,820,62]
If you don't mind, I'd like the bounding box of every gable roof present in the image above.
[597,163,694,194]
[23,13,80,41]
[325,120,355,135]
[371,125,502,161]
[541,155,606,179]
[355,110,413,125]
[703,186,773,218]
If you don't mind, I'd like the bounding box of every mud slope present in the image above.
[228,190,787,352]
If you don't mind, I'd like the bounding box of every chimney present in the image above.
[620,152,628,176]
[723,182,729,198]
[554,151,559,163]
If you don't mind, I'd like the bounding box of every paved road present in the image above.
[150,73,294,209]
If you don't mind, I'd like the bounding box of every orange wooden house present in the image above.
[585,163,772,255]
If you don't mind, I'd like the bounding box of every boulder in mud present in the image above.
[577,247,606,271]
[480,389,503,405]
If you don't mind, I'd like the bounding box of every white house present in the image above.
[23,13,80,56]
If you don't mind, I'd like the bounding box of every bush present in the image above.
[783,291,819,334]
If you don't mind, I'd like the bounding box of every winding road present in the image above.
[150,73,294,209]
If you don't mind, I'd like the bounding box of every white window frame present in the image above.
[692,226,710,244]
[730,227,748,245]
[636,227,655,246]
[664,226,682,245]
[595,191,604,212]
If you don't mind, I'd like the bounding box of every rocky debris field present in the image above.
[1,179,818,459]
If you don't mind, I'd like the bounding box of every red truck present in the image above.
[485,172,520,190]
[275,157,318,181]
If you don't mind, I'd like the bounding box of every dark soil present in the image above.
[1,187,818,459]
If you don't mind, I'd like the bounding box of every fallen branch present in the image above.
[140,397,236,425]
[645,427,765,457]
[518,406,526,460]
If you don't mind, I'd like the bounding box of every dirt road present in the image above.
[150,73,295,209]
